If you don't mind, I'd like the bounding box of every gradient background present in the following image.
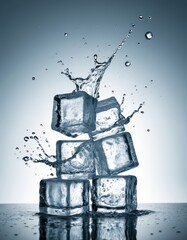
[0,0,187,204]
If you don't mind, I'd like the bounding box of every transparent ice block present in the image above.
[91,97,125,140]
[91,176,137,213]
[56,140,96,179]
[94,132,138,175]
[39,178,90,216]
[51,91,97,137]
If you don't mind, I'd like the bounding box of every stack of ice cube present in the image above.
[39,90,139,216]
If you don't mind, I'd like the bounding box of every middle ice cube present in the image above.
[51,91,97,137]
[94,132,138,175]
[56,140,96,179]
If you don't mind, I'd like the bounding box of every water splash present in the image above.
[123,102,145,124]
[61,26,133,98]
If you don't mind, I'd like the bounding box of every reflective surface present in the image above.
[0,204,187,239]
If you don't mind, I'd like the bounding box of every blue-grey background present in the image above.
[0,0,187,203]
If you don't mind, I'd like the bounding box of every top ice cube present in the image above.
[51,91,97,137]
[91,97,125,140]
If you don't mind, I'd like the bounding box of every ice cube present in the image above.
[56,140,96,179]
[39,178,90,216]
[91,215,137,240]
[91,97,125,140]
[94,132,138,175]
[91,176,137,213]
[39,214,90,240]
[51,91,97,137]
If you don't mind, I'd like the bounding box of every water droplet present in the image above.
[125,61,131,67]
[145,86,147,88]
[137,42,140,45]
[140,111,144,114]
[139,15,143,20]
[32,77,35,80]
[50,173,54,176]
[34,136,39,140]
[132,23,135,28]
[40,124,43,127]
[145,31,153,40]
[23,156,29,162]
[148,16,152,20]
[94,54,98,61]
[32,132,35,135]
[129,29,132,34]
[43,132,46,135]
[15,147,19,150]
[30,136,33,139]
[147,129,150,132]
[24,136,29,142]
[125,55,128,57]
[64,33,68,37]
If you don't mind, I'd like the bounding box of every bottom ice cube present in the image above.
[39,178,90,216]
[91,176,137,213]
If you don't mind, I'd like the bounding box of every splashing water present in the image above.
[61,27,133,98]
[20,20,153,168]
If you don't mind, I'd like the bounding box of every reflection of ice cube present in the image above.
[51,91,97,137]
[91,97,125,140]
[92,215,137,240]
[94,132,138,175]
[56,140,96,179]
[39,215,90,240]
[91,176,137,213]
[40,178,90,216]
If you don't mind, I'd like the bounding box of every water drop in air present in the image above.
[94,54,98,61]
[139,15,143,20]
[24,136,29,142]
[64,33,68,37]
[125,61,131,67]
[23,156,29,162]
[132,24,135,28]
[145,31,153,40]
[32,77,35,80]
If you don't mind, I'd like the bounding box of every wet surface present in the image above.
[0,203,186,239]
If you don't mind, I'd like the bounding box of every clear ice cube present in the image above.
[91,176,137,213]
[94,132,138,175]
[51,91,97,137]
[91,97,125,140]
[40,178,90,216]
[56,140,96,179]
